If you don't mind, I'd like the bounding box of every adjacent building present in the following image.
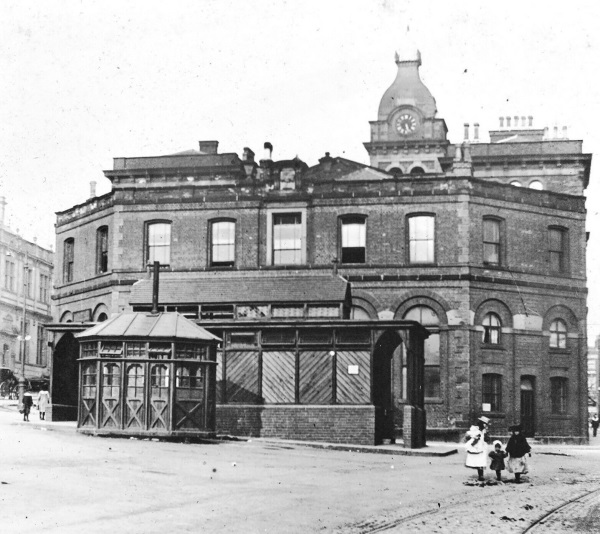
[0,197,54,392]
[48,46,591,443]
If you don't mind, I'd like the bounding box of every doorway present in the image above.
[52,333,80,421]
[373,330,402,444]
[520,376,535,437]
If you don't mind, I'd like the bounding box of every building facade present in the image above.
[588,337,599,416]
[49,47,591,442]
[0,197,54,393]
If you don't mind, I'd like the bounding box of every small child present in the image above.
[488,440,508,481]
[506,424,532,483]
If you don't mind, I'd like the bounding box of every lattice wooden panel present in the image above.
[262,351,295,403]
[336,350,371,404]
[299,351,332,404]
[226,351,261,403]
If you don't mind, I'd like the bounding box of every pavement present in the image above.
[2,400,600,533]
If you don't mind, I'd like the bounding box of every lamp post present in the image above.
[17,250,30,404]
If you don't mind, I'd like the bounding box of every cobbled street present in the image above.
[2,404,600,533]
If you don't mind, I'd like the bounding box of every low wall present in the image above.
[216,404,376,445]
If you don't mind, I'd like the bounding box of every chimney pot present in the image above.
[514,116,519,127]
[506,116,511,128]
[528,116,533,127]
[242,147,255,162]
[89,181,97,198]
[553,126,558,138]
[521,116,526,128]
[463,123,470,141]
[562,126,568,139]
[474,123,480,141]
[499,117,504,128]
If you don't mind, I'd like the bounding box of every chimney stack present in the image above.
[463,123,470,141]
[319,152,333,172]
[514,116,519,128]
[199,140,219,154]
[90,181,97,198]
[151,261,160,314]
[528,116,533,127]
[562,126,568,139]
[473,123,480,142]
[242,147,255,162]
[263,142,273,161]
[521,116,526,128]
[506,116,511,128]
[553,125,558,138]
[499,117,504,128]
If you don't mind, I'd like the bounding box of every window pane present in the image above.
[424,367,440,398]
[148,223,171,264]
[212,221,235,265]
[483,220,500,242]
[409,216,434,263]
[342,222,365,247]
[273,213,302,265]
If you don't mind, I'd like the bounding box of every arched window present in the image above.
[510,181,522,187]
[410,167,425,175]
[102,363,121,399]
[482,373,502,412]
[388,167,403,176]
[549,319,567,349]
[529,180,543,190]
[150,364,169,399]
[126,364,145,399]
[340,215,366,264]
[210,220,236,267]
[350,306,371,320]
[403,305,440,398]
[482,312,501,344]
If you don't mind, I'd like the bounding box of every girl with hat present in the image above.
[506,424,532,483]
[464,416,490,481]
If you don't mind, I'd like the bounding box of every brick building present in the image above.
[47,46,591,443]
[0,197,53,393]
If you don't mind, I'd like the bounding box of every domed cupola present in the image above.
[364,37,448,175]
[377,47,437,121]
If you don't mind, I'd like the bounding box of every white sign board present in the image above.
[348,365,359,375]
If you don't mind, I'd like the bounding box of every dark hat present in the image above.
[508,424,523,432]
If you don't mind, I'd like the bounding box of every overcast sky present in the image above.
[1,0,599,339]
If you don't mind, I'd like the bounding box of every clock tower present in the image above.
[364,45,448,174]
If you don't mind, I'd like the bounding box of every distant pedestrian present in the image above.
[22,390,34,422]
[464,415,490,481]
[590,414,599,437]
[488,440,508,481]
[37,387,50,420]
[506,424,532,483]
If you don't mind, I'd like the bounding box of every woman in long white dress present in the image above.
[464,416,490,481]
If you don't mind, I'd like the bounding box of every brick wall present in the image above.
[216,404,376,445]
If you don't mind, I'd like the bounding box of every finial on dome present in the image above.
[394,25,421,65]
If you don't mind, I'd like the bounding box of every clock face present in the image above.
[395,113,417,135]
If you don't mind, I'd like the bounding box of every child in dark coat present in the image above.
[506,424,532,483]
[488,440,508,481]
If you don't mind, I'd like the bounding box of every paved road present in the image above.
[2,406,600,533]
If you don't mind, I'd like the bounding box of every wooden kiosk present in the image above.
[75,312,220,438]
